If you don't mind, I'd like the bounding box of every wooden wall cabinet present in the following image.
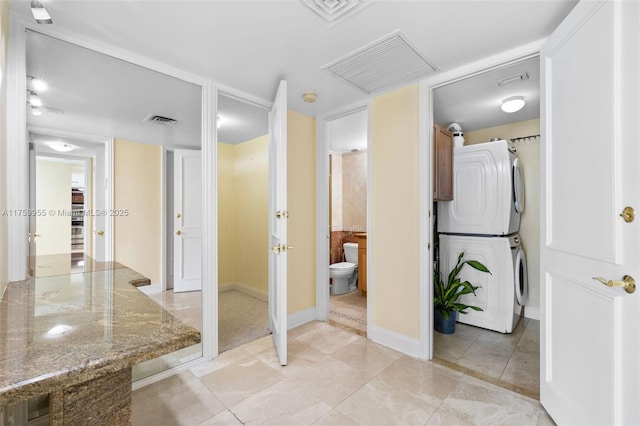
[433,124,453,201]
[357,234,367,297]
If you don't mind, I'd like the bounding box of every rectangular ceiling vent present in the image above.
[497,72,530,87]
[144,114,178,127]
[322,30,438,94]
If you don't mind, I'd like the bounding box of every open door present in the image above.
[174,149,203,292]
[540,1,640,424]
[268,80,288,366]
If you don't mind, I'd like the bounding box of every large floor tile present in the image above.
[132,377,226,426]
[378,356,462,406]
[330,338,402,375]
[287,356,372,406]
[335,377,438,425]
[231,379,331,425]
[200,357,283,407]
[436,375,541,426]
[500,347,539,392]
[197,410,243,426]
[293,323,362,355]
[312,410,359,426]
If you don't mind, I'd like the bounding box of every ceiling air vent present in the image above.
[322,30,438,94]
[144,114,178,127]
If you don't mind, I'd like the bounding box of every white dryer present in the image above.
[438,233,528,333]
[437,140,524,236]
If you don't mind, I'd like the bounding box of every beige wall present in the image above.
[287,111,316,314]
[218,135,269,294]
[114,139,162,284]
[465,119,541,312]
[0,1,8,296]
[371,84,421,338]
[217,142,237,285]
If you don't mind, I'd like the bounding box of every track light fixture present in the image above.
[31,0,53,25]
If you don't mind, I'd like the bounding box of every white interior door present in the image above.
[268,80,288,366]
[540,1,640,424]
[174,149,202,292]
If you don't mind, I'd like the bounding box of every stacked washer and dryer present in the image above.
[437,139,528,333]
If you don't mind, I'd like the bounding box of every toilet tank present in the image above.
[343,243,358,265]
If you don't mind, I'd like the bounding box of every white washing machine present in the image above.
[438,233,528,333]
[437,140,525,236]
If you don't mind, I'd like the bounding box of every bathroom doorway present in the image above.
[327,108,368,336]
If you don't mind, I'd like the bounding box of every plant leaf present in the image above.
[466,260,491,274]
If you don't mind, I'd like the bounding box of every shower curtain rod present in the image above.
[510,134,540,142]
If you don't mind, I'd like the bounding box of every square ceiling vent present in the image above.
[322,30,438,94]
[301,0,370,26]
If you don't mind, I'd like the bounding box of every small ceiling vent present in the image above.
[322,30,438,94]
[144,114,178,127]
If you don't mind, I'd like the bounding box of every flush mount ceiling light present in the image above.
[31,0,53,24]
[47,141,75,152]
[31,106,43,116]
[501,96,525,113]
[302,92,317,103]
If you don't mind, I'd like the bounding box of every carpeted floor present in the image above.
[219,290,270,353]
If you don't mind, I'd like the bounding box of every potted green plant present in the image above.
[434,252,491,334]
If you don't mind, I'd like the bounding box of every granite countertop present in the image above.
[0,268,201,406]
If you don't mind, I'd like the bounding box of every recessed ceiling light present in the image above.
[501,96,525,113]
[47,141,75,152]
[30,0,53,24]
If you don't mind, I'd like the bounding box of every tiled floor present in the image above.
[329,289,367,336]
[433,317,540,399]
[132,321,552,425]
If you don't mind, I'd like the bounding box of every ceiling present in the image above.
[13,1,577,150]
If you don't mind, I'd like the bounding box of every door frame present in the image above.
[27,126,115,263]
[419,40,544,358]
[315,101,371,331]
[6,15,217,367]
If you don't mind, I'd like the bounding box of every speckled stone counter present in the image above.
[0,267,200,424]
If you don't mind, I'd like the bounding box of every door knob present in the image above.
[176,230,182,236]
[271,244,294,252]
[33,233,41,237]
[96,230,105,236]
[592,275,636,294]
[619,206,635,223]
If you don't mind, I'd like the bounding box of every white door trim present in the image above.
[315,101,370,325]
[6,15,217,367]
[419,41,544,359]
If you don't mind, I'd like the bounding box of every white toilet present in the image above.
[329,242,358,295]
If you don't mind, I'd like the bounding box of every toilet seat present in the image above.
[330,262,355,270]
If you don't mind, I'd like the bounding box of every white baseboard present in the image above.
[288,307,316,330]
[138,283,162,295]
[368,325,421,358]
[219,282,268,302]
[524,305,540,321]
